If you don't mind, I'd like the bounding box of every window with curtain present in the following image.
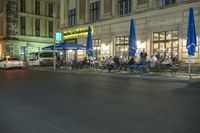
[68,9,76,27]
[90,1,100,22]
[20,0,26,12]
[35,19,40,36]
[157,0,185,7]
[48,3,53,17]
[35,0,40,15]
[20,17,26,35]
[48,21,53,38]
[118,0,131,16]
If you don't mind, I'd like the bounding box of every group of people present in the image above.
[57,50,178,72]
[149,51,178,68]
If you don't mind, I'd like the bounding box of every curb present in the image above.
[29,68,200,83]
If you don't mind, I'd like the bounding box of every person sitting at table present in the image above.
[162,55,172,66]
[150,54,157,68]
[129,56,137,72]
[106,56,115,72]
[72,57,79,69]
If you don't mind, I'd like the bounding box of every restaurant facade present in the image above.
[60,0,200,62]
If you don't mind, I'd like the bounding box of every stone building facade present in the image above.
[60,0,200,62]
[0,0,60,60]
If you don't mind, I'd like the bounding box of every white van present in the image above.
[28,51,55,66]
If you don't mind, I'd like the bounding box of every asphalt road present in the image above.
[0,69,200,133]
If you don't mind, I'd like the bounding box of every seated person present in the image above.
[106,56,115,72]
[82,57,88,66]
[150,54,157,68]
[162,56,172,66]
[113,56,120,69]
[72,58,80,69]
[129,56,137,72]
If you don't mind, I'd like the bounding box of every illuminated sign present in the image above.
[56,32,62,43]
[63,27,93,39]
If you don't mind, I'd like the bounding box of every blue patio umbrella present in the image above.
[42,41,86,50]
[56,41,86,50]
[42,44,55,50]
[187,7,197,56]
[128,19,136,57]
[186,7,197,79]
[86,26,93,57]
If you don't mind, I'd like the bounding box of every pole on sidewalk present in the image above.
[188,55,192,79]
[53,43,56,70]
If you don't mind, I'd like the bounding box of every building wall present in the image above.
[0,0,60,59]
[60,0,200,63]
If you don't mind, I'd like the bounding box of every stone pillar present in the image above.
[85,0,90,23]
[100,0,104,19]
[65,0,69,27]
[76,0,80,25]
[60,0,65,28]
[112,0,116,17]
[132,0,137,13]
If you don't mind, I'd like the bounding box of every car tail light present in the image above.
[7,61,13,64]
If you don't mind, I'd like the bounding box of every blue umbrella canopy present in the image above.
[187,7,197,56]
[86,26,93,57]
[128,19,136,57]
[42,45,55,50]
[56,41,86,50]
[42,41,86,50]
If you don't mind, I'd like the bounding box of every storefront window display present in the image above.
[153,30,179,58]
[101,43,110,58]
[116,36,129,59]
[93,39,101,59]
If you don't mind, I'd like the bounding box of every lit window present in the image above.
[115,36,129,58]
[153,31,179,58]
[93,39,101,59]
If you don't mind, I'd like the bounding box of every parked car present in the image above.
[0,57,24,69]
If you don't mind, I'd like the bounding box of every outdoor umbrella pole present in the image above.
[54,43,56,70]
[186,8,197,79]
[188,55,192,79]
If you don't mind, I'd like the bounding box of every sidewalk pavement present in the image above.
[29,66,200,82]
